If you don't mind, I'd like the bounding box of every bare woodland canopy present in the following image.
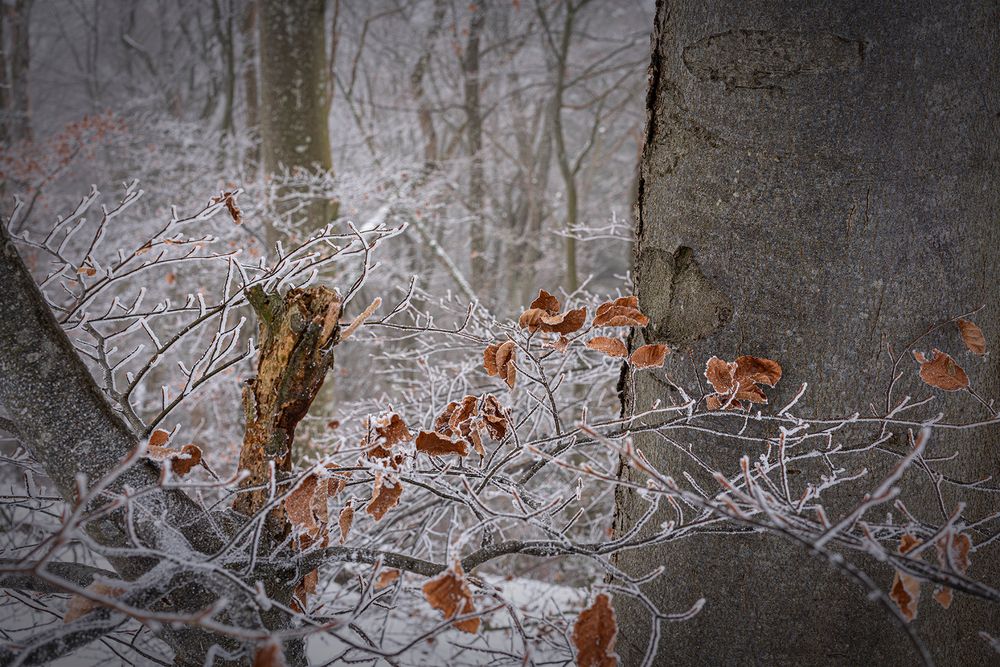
[0,1,997,666]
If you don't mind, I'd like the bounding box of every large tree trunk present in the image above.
[462,2,488,297]
[6,0,32,143]
[257,0,334,240]
[615,1,998,665]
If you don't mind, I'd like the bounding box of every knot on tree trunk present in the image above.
[233,285,341,534]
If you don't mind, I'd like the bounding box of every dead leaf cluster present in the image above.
[704,355,782,410]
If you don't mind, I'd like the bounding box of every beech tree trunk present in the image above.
[615,1,998,665]
[462,2,487,295]
[7,0,32,143]
[257,0,334,239]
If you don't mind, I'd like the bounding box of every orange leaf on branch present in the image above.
[518,289,587,335]
[415,430,469,457]
[483,340,517,389]
[889,534,923,622]
[593,295,648,328]
[366,474,403,521]
[629,343,669,368]
[64,582,125,624]
[586,336,628,358]
[913,349,969,391]
[956,319,986,356]
[572,593,618,667]
[365,412,412,460]
[422,562,480,633]
[376,569,401,589]
[252,640,287,667]
[338,503,354,544]
[933,531,972,609]
[704,355,782,410]
[146,433,204,476]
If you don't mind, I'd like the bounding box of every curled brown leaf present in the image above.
[483,341,517,389]
[957,319,986,356]
[572,593,618,667]
[338,503,354,544]
[889,534,922,622]
[64,582,124,624]
[593,295,648,328]
[422,562,480,634]
[416,430,469,457]
[914,349,969,391]
[366,475,403,521]
[586,336,628,358]
[629,344,669,369]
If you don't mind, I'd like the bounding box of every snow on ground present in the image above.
[307,575,588,666]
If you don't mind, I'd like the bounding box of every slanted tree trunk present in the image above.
[257,0,334,240]
[615,1,998,664]
[0,225,248,665]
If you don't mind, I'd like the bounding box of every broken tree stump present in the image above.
[232,284,341,540]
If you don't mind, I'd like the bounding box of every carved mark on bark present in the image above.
[637,245,732,347]
[683,30,865,91]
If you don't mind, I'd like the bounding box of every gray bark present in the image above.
[7,0,32,143]
[0,227,306,665]
[462,2,487,295]
[615,1,999,665]
[257,0,334,238]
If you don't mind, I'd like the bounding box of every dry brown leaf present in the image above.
[376,569,401,590]
[735,355,782,387]
[705,357,737,395]
[149,429,170,448]
[366,475,403,521]
[422,562,480,633]
[480,395,508,441]
[572,593,618,667]
[586,336,628,358]
[147,442,203,476]
[64,582,124,623]
[889,534,922,622]
[451,396,478,431]
[529,289,561,314]
[704,355,782,409]
[593,295,648,328]
[252,640,288,667]
[469,429,485,457]
[212,191,243,225]
[933,531,972,609]
[416,430,469,457]
[914,349,970,391]
[933,586,953,609]
[957,319,986,356]
[540,307,588,335]
[294,570,318,609]
[629,344,669,368]
[338,503,354,544]
[890,571,921,622]
[518,307,549,331]
[284,474,326,542]
[483,340,517,389]
[542,334,571,353]
[376,413,412,449]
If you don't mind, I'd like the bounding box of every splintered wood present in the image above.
[232,285,341,537]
